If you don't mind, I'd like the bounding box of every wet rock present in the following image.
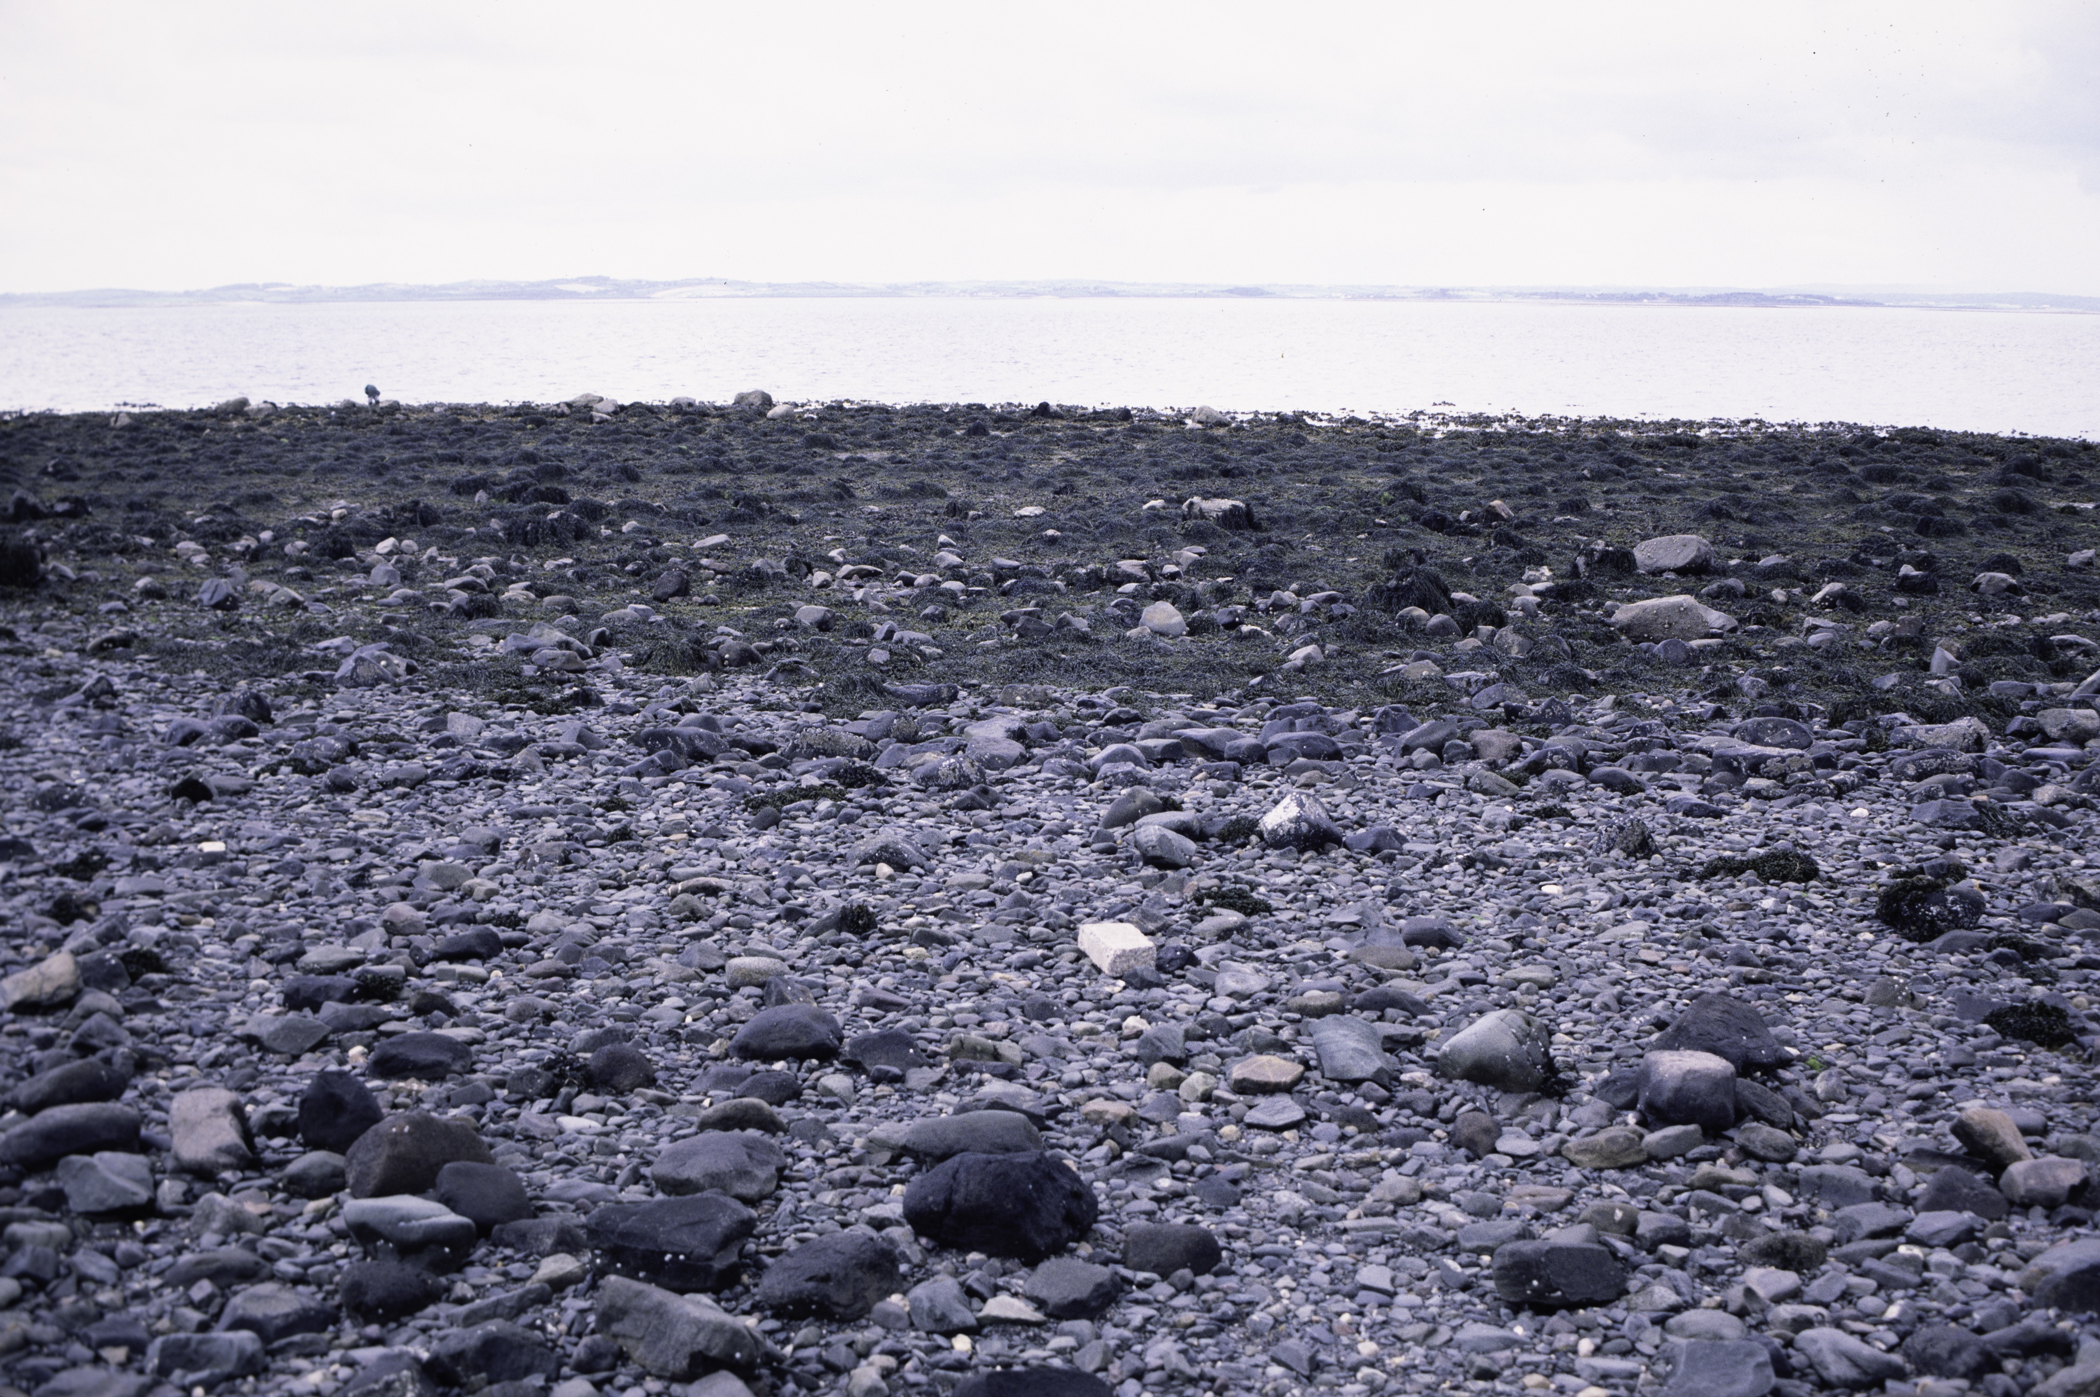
[343,1195,480,1272]
[903,1112,1042,1162]
[434,1161,534,1231]
[1022,1257,1121,1319]
[652,1131,786,1202]
[1637,1050,1739,1134]
[169,1087,254,1175]
[299,1071,385,1153]
[902,1151,1100,1260]
[1792,1327,1908,1388]
[1648,992,1785,1072]
[1437,1010,1555,1092]
[586,1193,757,1291]
[424,1321,560,1389]
[0,1103,141,1170]
[365,1031,473,1079]
[593,1274,770,1377]
[148,1332,264,1389]
[344,1112,494,1197]
[731,1003,841,1060]
[752,1231,901,1319]
[1121,1223,1222,1277]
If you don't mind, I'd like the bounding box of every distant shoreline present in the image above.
[3,278,2097,315]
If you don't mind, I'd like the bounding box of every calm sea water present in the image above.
[2,297,2095,438]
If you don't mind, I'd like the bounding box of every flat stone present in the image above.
[652,1132,786,1202]
[56,1151,154,1213]
[1228,1055,1305,1094]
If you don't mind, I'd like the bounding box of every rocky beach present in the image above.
[0,392,2098,1397]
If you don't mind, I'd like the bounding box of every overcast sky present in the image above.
[3,1,2096,294]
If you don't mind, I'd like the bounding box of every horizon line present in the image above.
[3,275,2098,313]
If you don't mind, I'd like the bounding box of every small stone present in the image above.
[1562,1128,1648,1170]
[1952,1105,2033,1173]
[1792,1327,1907,1389]
[1228,1055,1305,1094]
[2,951,79,1012]
[1023,1257,1121,1319]
[169,1088,254,1175]
[1257,791,1342,851]
[753,1232,900,1320]
[1490,1240,1627,1308]
[731,1003,842,1061]
[1122,1223,1222,1277]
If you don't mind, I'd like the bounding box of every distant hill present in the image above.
[3,275,2096,312]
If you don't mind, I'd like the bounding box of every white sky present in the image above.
[2,1,2096,294]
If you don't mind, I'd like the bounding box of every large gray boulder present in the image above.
[1633,534,1715,574]
[594,1275,770,1378]
[652,1132,786,1202]
[1436,1010,1555,1092]
[1611,595,1737,641]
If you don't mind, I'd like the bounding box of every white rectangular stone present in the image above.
[1077,921,1155,978]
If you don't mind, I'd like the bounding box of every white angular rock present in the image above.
[1077,922,1155,978]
